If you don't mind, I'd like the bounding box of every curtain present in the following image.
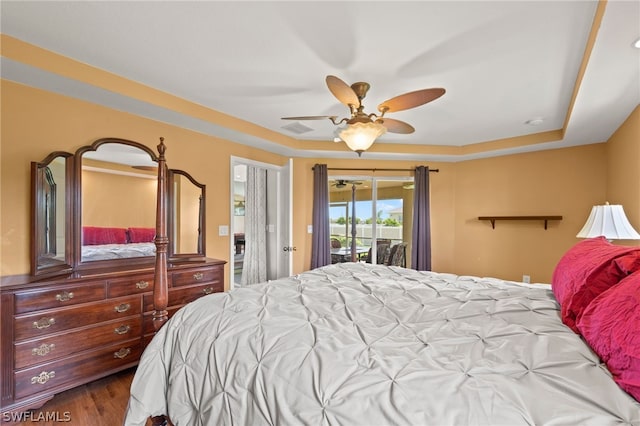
[311,164,331,269]
[241,166,267,285]
[411,166,431,271]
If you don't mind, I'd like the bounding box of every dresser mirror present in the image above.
[168,169,206,261]
[31,152,73,277]
[76,140,159,267]
[31,137,208,276]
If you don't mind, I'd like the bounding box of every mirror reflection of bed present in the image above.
[81,144,157,262]
[78,144,206,263]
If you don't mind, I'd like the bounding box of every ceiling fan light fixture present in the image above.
[339,121,387,156]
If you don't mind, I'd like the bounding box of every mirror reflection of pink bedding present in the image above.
[81,226,156,261]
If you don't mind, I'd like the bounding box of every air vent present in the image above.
[282,122,314,135]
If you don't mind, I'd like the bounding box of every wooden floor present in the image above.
[3,368,143,425]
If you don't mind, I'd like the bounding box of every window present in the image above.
[329,177,413,267]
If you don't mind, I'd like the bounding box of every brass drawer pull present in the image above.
[114,325,131,335]
[55,291,74,302]
[203,287,214,295]
[33,318,55,330]
[135,280,149,289]
[114,347,131,359]
[193,272,204,281]
[114,303,131,313]
[31,371,55,385]
[32,343,55,357]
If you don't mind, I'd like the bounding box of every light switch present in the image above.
[307,225,313,234]
[267,224,275,233]
[219,225,229,236]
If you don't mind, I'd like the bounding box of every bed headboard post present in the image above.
[152,137,169,330]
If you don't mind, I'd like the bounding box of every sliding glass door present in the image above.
[329,176,413,267]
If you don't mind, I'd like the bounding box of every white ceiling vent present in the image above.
[282,122,314,135]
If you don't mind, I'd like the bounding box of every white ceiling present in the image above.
[1,1,639,161]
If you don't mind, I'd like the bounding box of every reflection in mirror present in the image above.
[80,142,158,263]
[169,169,205,261]
[32,153,72,276]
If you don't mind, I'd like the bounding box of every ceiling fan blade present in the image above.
[326,75,360,108]
[378,118,415,134]
[281,115,336,121]
[378,88,445,113]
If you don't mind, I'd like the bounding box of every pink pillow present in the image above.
[127,227,156,243]
[82,226,128,245]
[576,271,640,401]
[551,237,640,332]
[127,228,156,243]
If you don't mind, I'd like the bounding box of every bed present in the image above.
[81,226,156,261]
[124,237,640,425]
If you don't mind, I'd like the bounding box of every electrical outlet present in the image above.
[522,274,531,284]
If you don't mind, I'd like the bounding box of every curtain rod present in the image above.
[312,166,439,173]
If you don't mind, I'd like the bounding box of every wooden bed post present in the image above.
[153,137,169,330]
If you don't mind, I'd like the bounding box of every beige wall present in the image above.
[293,145,610,283]
[0,80,288,285]
[452,144,607,283]
[606,104,640,242]
[82,169,156,228]
[2,79,638,287]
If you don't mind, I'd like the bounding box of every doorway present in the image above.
[230,157,292,288]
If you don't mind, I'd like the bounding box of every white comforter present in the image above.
[81,242,156,261]
[125,263,640,425]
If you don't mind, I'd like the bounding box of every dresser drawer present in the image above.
[143,283,221,312]
[14,295,141,341]
[108,274,155,298]
[14,282,106,314]
[14,339,142,400]
[14,316,142,369]
[172,265,223,287]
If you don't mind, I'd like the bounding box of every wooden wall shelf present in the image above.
[478,216,563,230]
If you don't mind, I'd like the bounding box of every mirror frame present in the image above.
[73,138,160,271]
[168,169,206,262]
[31,151,74,277]
[31,137,208,277]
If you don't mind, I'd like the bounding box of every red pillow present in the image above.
[127,227,156,243]
[576,271,640,401]
[82,226,128,245]
[551,237,640,332]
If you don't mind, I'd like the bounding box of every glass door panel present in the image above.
[329,177,413,266]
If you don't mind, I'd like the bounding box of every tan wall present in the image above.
[0,80,287,286]
[452,144,607,283]
[606,104,640,244]
[2,79,638,287]
[293,145,609,283]
[82,169,156,228]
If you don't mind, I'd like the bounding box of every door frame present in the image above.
[229,156,292,289]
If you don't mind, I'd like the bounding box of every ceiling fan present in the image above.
[332,179,362,189]
[282,75,445,155]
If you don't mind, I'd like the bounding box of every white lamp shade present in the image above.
[576,204,640,239]
[339,121,387,154]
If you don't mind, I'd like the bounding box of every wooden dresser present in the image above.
[0,259,225,414]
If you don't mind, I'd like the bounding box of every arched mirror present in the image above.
[74,138,159,269]
[31,152,73,276]
[168,169,206,261]
[32,137,208,276]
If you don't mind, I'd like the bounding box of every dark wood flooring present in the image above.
[3,368,145,426]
